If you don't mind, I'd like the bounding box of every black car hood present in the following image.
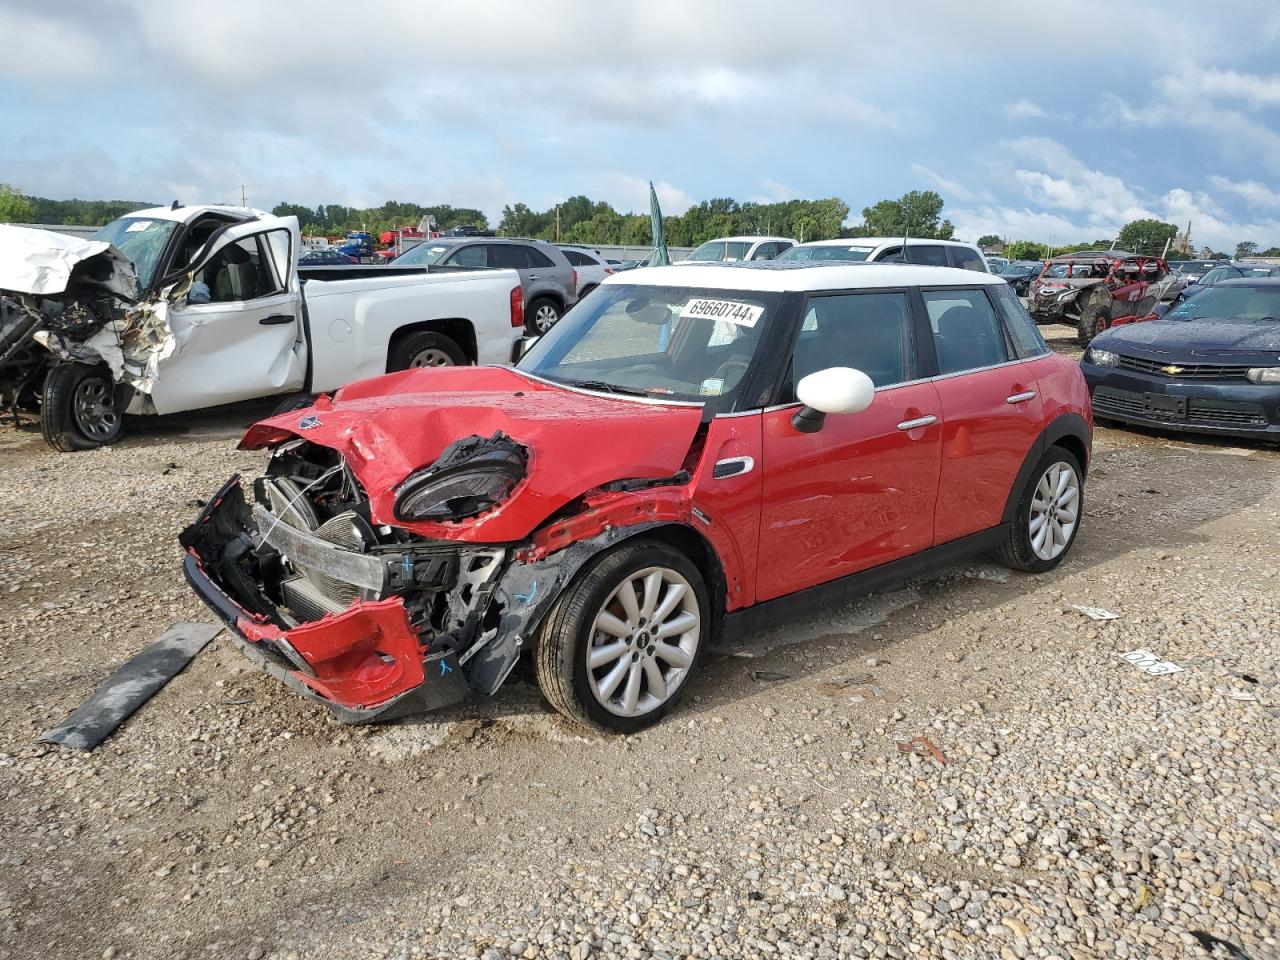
[1101,319,1280,362]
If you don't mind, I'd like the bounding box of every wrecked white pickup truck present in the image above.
[0,205,527,450]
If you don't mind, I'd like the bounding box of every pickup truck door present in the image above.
[148,216,306,415]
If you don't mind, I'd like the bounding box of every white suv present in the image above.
[679,235,797,264]
[558,246,615,298]
[777,237,990,272]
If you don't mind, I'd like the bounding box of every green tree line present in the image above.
[5,183,1278,257]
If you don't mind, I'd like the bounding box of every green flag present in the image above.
[648,181,670,267]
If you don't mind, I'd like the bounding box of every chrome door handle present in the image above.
[528,274,543,280]
[896,415,937,431]
[1006,390,1038,404]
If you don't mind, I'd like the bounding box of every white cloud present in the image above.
[910,164,985,204]
[585,174,694,217]
[1005,99,1049,120]
[1207,175,1280,210]
[1160,66,1280,109]
[747,180,803,204]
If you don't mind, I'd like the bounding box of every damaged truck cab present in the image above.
[0,206,524,450]
[182,262,1093,733]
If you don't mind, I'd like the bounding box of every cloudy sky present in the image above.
[4,0,1280,249]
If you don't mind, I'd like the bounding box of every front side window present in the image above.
[922,288,1010,375]
[989,283,1048,358]
[388,242,457,266]
[445,244,488,268]
[518,284,781,404]
[192,234,283,303]
[785,291,915,398]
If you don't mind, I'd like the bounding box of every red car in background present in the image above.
[1028,251,1177,345]
[182,262,1092,733]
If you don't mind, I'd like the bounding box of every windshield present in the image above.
[390,242,457,266]
[687,240,751,262]
[1166,284,1280,322]
[92,217,179,289]
[776,244,872,262]
[517,283,781,404]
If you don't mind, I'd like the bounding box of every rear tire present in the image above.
[387,331,466,372]
[997,446,1084,573]
[527,297,562,335]
[535,538,709,734]
[1076,303,1110,346]
[40,363,124,452]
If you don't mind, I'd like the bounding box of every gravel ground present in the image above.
[1,328,1278,960]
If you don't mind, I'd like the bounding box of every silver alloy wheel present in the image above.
[72,376,120,440]
[409,348,455,367]
[1029,460,1080,561]
[533,304,559,332]
[586,565,701,718]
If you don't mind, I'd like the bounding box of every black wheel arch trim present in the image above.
[472,520,722,697]
[1000,412,1091,526]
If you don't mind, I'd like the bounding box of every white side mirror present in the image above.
[793,367,875,432]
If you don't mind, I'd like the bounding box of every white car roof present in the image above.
[791,237,979,249]
[118,204,267,224]
[695,235,798,244]
[606,261,1003,293]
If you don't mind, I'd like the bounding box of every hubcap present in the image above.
[409,348,454,367]
[586,566,700,718]
[72,376,119,440]
[1029,461,1079,561]
[534,305,559,332]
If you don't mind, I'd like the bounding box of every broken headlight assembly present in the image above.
[394,431,528,523]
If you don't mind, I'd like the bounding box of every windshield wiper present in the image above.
[562,379,655,397]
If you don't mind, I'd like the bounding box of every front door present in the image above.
[150,216,306,414]
[920,287,1045,544]
[757,290,943,601]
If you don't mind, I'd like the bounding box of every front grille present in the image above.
[1116,355,1252,381]
[1093,387,1269,428]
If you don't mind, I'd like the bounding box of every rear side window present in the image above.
[989,283,1049,358]
[950,246,987,272]
[921,289,1010,375]
[786,291,916,395]
[525,246,556,268]
[908,245,948,267]
[562,249,592,266]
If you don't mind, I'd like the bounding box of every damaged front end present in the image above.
[0,226,167,414]
[1028,280,1094,322]
[180,436,527,721]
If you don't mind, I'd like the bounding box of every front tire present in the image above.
[1076,303,1110,346]
[997,446,1084,573]
[527,297,562,335]
[40,363,124,452]
[535,539,709,734]
[387,330,466,372]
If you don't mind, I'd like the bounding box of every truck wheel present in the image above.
[535,539,709,735]
[40,363,125,452]
[997,445,1083,573]
[527,297,562,334]
[1076,303,1110,346]
[387,331,466,372]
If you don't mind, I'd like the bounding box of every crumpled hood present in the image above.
[1101,318,1280,360]
[241,366,705,542]
[0,225,138,299]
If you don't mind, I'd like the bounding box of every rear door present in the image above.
[150,216,306,415]
[757,289,943,600]
[920,286,1045,545]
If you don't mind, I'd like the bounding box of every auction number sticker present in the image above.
[125,220,154,232]
[680,298,764,327]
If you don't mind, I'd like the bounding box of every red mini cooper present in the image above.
[182,262,1092,733]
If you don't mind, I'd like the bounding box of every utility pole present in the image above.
[240,185,247,207]
[555,205,561,242]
